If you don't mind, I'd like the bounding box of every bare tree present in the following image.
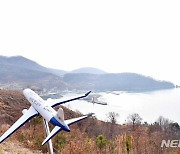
[106,112,119,138]
[107,112,119,124]
[156,116,171,132]
[127,113,142,130]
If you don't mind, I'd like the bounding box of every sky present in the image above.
[0,0,180,84]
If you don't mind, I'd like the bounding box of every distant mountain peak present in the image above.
[1,55,31,60]
[0,55,68,90]
[0,55,38,64]
[71,67,106,74]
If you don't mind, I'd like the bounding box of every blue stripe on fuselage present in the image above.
[50,117,70,132]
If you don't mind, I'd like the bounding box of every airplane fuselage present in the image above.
[23,89,70,132]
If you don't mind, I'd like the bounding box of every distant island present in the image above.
[0,55,175,91]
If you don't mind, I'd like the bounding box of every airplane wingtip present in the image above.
[86,113,95,117]
[42,141,46,145]
[85,91,91,96]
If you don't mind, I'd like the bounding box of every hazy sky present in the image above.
[0,1,180,84]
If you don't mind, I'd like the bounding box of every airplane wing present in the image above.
[47,91,91,108]
[0,106,38,143]
[42,113,94,145]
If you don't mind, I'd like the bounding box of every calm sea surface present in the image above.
[62,88,180,124]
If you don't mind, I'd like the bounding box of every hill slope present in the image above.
[0,56,66,76]
[0,56,48,73]
[0,140,42,154]
[0,56,68,90]
[63,73,175,91]
[0,90,180,154]
[0,90,103,153]
[0,56,175,91]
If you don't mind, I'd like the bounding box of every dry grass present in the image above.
[0,140,43,154]
[0,145,3,154]
[1,90,180,153]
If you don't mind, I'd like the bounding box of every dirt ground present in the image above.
[0,140,43,154]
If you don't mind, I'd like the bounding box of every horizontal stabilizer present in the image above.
[42,113,94,145]
[42,126,62,145]
[65,113,94,126]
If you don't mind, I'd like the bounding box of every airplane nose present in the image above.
[23,89,28,96]
[23,89,31,96]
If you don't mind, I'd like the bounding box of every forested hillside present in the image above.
[63,73,174,91]
[0,90,180,153]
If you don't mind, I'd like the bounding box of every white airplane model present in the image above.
[0,89,93,145]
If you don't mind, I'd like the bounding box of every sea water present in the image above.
[62,88,180,124]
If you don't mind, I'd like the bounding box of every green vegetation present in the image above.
[32,116,42,124]
[96,135,108,150]
[35,138,42,148]
[56,134,66,151]
[125,135,132,154]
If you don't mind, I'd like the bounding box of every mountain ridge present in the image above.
[64,72,174,91]
[0,56,68,90]
[0,56,106,76]
[0,55,175,91]
[70,67,106,74]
